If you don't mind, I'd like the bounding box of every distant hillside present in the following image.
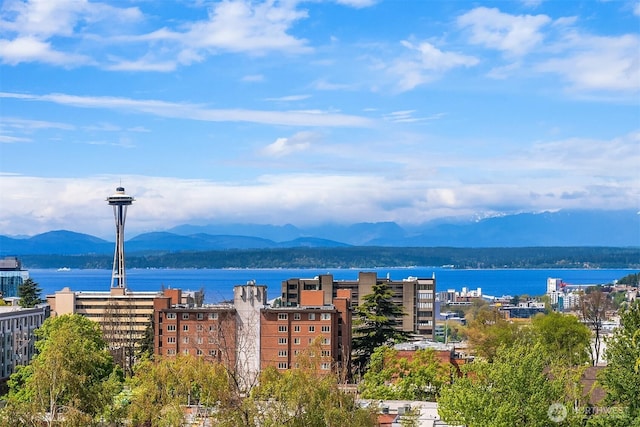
[0,209,638,256]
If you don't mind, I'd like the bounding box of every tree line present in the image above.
[20,246,640,269]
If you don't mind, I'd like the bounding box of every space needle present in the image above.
[107,186,135,289]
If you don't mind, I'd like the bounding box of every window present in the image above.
[294,325,300,332]
[183,337,189,344]
[322,338,330,345]
[167,325,176,332]
[308,313,315,320]
[196,325,203,332]
[197,337,203,345]
[321,325,330,332]
[321,363,331,370]
[293,313,301,320]
[183,349,189,355]
[278,313,288,320]
[321,350,331,357]
[321,313,331,320]
[167,337,176,344]
[208,337,215,344]
[196,349,203,355]
[208,313,218,320]
[166,313,176,319]
[182,325,189,331]
[278,337,287,344]
[209,350,218,357]
[278,350,287,357]
[197,313,204,320]
[167,349,176,355]
[277,362,288,369]
[182,313,189,320]
[308,326,315,332]
[278,325,288,332]
[293,338,300,345]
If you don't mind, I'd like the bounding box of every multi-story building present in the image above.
[153,283,352,378]
[0,257,29,298]
[46,286,204,369]
[0,302,49,381]
[154,283,266,389]
[281,272,435,338]
[261,289,352,375]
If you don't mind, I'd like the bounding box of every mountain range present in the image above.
[1,209,638,256]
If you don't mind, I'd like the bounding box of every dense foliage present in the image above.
[17,278,43,308]
[352,283,411,374]
[359,347,450,401]
[591,299,640,426]
[1,314,122,426]
[20,246,640,269]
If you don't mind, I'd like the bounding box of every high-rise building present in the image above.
[0,257,29,298]
[281,272,436,338]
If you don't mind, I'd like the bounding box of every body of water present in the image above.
[30,267,637,304]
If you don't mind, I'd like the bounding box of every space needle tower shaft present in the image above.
[107,186,135,289]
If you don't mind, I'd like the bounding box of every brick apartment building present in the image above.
[281,272,435,339]
[261,289,352,375]
[153,284,352,379]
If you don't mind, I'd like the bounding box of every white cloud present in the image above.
[0,92,373,128]
[261,131,319,157]
[242,74,265,82]
[151,0,311,61]
[0,0,141,66]
[457,7,551,56]
[635,2,640,16]
[537,34,640,92]
[264,95,312,102]
[2,131,637,236]
[0,36,90,66]
[387,40,478,91]
[0,135,31,143]
[333,0,378,8]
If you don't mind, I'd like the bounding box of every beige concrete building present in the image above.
[281,272,436,338]
[47,287,166,368]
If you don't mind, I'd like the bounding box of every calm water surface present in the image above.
[30,267,636,304]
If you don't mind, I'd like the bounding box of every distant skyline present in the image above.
[1,0,639,239]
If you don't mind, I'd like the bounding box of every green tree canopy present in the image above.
[250,366,376,427]
[18,278,43,308]
[352,283,411,374]
[530,311,591,366]
[1,314,122,426]
[591,299,640,425]
[359,346,450,401]
[463,304,522,362]
[127,354,230,427]
[438,342,586,427]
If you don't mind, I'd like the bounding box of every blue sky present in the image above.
[1,0,638,239]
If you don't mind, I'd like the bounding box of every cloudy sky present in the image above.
[1,0,638,239]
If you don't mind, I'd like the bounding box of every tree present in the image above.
[352,283,411,374]
[250,364,376,427]
[438,342,586,427]
[590,299,640,425]
[530,312,591,366]
[126,354,229,427]
[463,304,521,362]
[359,346,450,401]
[1,314,123,426]
[580,290,613,365]
[18,278,43,308]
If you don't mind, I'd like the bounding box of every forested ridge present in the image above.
[19,246,640,269]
